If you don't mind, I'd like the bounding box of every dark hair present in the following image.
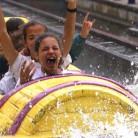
[34,33,62,52]
[6,18,25,52]
[6,18,24,34]
[10,34,25,52]
[23,21,48,40]
[0,55,9,78]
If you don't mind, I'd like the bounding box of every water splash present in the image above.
[51,111,138,138]
[126,71,138,97]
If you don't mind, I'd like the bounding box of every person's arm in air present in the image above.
[62,0,77,57]
[15,60,36,87]
[70,12,96,62]
[0,4,19,67]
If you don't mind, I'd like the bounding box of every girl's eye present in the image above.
[53,47,59,50]
[29,37,34,40]
[42,48,49,51]
[42,47,59,51]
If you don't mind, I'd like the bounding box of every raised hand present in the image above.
[66,0,77,9]
[20,60,36,84]
[80,12,96,38]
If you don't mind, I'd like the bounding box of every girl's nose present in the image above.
[48,47,54,53]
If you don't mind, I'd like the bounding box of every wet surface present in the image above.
[13,0,138,43]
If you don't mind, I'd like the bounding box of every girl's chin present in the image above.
[46,64,55,68]
[42,66,56,72]
[0,52,2,55]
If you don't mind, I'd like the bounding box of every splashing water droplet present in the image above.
[95,91,99,96]
[57,100,61,109]
[82,53,84,56]
[79,13,82,17]
[90,35,93,39]
[29,103,32,108]
[91,72,95,75]
[131,61,134,66]
[125,79,129,83]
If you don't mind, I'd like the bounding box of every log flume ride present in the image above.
[0,72,138,137]
[0,1,138,137]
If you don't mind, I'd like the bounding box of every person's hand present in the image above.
[20,60,36,84]
[65,0,77,2]
[66,0,78,9]
[80,12,96,38]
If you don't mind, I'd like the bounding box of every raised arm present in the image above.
[70,12,96,62]
[0,4,18,67]
[79,12,96,38]
[62,0,77,57]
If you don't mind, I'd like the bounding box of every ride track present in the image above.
[1,0,138,84]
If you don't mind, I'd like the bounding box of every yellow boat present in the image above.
[4,17,29,23]
[0,72,137,137]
